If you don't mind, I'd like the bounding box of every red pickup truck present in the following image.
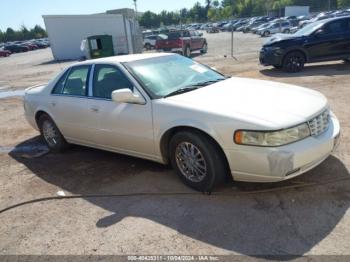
[155,30,208,57]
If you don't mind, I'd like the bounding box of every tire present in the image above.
[183,45,191,57]
[38,114,69,153]
[282,51,305,73]
[200,42,208,54]
[144,43,151,50]
[263,31,270,37]
[169,131,227,192]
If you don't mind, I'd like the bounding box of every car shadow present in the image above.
[8,137,350,258]
[260,61,350,78]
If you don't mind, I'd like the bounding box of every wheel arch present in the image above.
[283,48,309,63]
[159,126,232,180]
[35,110,54,128]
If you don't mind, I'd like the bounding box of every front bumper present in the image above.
[259,47,284,66]
[226,114,340,183]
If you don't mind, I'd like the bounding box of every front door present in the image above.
[89,64,155,158]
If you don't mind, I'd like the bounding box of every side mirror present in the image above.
[199,32,203,36]
[111,89,145,105]
[314,29,324,37]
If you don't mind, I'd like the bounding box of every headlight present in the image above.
[264,46,282,52]
[234,123,311,147]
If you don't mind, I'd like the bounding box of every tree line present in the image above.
[0,25,47,43]
[139,0,350,28]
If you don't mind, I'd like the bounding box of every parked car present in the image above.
[258,21,293,37]
[23,53,340,191]
[206,26,220,33]
[4,44,29,53]
[0,49,11,57]
[155,30,207,57]
[260,17,350,72]
[143,35,160,50]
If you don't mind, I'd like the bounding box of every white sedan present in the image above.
[24,53,340,191]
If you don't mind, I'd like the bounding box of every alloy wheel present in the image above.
[42,120,59,147]
[175,142,207,183]
[285,55,304,72]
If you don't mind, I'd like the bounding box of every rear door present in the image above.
[49,65,102,144]
[189,30,201,50]
[306,19,348,61]
[343,18,350,57]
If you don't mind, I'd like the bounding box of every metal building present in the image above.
[43,11,142,60]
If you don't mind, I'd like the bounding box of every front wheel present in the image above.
[282,51,305,73]
[183,46,191,57]
[39,114,69,153]
[263,31,270,37]
[200,42,208,54]
[169,131,226,192]
[144,43,151,50]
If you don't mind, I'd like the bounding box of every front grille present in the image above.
[308,110,330,136]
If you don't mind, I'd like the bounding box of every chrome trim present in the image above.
[88,64,95,97]
[308,109,330,137]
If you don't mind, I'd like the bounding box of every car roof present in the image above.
[72,53,174,66]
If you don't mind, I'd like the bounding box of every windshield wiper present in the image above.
[163,79,225,98]
[164,86,200,98]
[189,79,224,87]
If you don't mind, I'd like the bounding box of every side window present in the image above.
[324,20,346,34]
[52,69,69,94]
[183,31,190,37]
[62,66,90,96]
[93,64,133,99]
[346,19,350,31]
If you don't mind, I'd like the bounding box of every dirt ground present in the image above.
[0,32,350,258]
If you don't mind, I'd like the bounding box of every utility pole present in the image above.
[133,0,138,53]
[133,0,138,19]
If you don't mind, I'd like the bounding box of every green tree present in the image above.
[338,0,350,7]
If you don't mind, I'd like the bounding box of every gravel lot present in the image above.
[0,32,350,257]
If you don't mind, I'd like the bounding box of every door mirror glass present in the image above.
[111,89,145,105]
[314,28,325,37]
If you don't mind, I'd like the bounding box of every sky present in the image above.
[0,0,205,31]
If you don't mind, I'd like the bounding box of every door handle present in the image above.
[90,106,99,113]
[51,102,56,107]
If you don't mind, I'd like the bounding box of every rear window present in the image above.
[167,32,181,40]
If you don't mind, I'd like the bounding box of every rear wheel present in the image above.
[39,114,69,153]
[169,131,226,192]
[282,51,305,73]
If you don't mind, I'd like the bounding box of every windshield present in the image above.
[124,55,225,98]
[293,21,324,36]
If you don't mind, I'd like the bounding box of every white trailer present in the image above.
[43,14,142,60]
[284,6,310,17]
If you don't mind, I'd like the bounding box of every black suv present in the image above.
[260,17,350,72]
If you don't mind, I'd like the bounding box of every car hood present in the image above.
[264,33,299,45]
[165,77,328,129]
